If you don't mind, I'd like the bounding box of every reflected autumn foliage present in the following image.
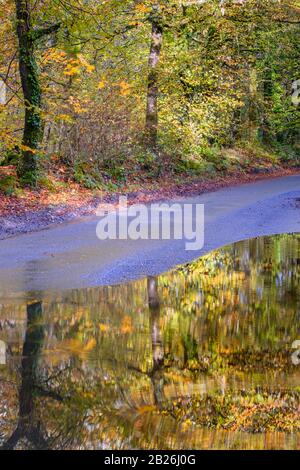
[0,234,299,449]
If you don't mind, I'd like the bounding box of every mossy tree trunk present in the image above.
[15,0,42,186]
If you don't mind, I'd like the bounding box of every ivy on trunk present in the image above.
[15,0,60,187]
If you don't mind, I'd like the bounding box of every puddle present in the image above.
[0,233,299,449]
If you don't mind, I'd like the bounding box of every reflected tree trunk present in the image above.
[1,302,47,450]
[147,276,164,407]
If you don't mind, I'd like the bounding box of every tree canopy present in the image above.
[0,0,299,187]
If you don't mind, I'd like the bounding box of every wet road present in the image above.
[0,174,299,292]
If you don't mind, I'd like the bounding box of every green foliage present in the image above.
[74,162,102,190]
[135,148,158,172]
[174,157,211,176]
[18,165,39,188]
[0,174,17,195]
[195,146,232,172]
[37,175,57,191]
[275,143,300,164]
[1,148,20,166]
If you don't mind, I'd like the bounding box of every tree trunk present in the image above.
[145,6,163,150]
[15,0,42,186]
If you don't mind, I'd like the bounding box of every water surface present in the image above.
[0,233,299,449]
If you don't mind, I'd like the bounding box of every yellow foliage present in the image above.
[63,65,81,76]
[119,81,131,96]
[135,4,150,14]
[78,55,95,73]
[98,80,106,90]
[57,114,73,123]
[137,405,156,415]
[99,323,109,332]
[120,315,133,334]
[84,338,96,352]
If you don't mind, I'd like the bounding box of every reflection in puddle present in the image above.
[0,234,299,449]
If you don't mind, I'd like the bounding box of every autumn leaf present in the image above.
[120,316,133,334]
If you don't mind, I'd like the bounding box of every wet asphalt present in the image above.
[0,174,299,293]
